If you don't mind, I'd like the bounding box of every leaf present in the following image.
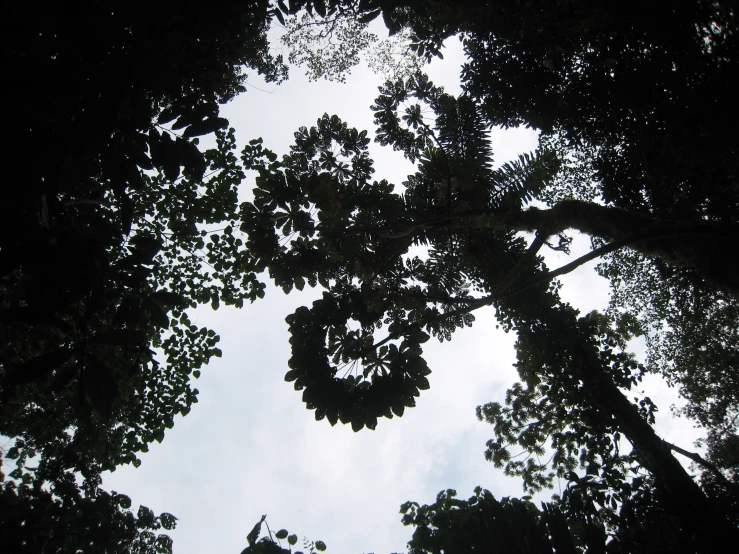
[112,296,133,328]
[159,132,181,182]
[160,512,178,531]
[84,354,119,419]
[132,147,154,171]
[247,516,265,545]
[157,107,178,125]
[357,9,382,23]
[124,158,145,190]
[88,328,148,346]
[287,534,297,546]
[275,529,289,540]
[3,348,73,385]
[295,276,305,291]
[73,213,123,246]
[315,540,327,551]
[148,128,164,166]
[314,0,326,18]
[143,296,169,329]
[114,185,133,235]
[50,362,80,392]
[357,0,376,13]
[153,428,165,443]
[171,102,218,130]
[183,117,229,138]
[0,306,72,330]
[151,291,190,308]
[273,8,286,26]
[115,494,132,509]
[128,234,163,264]
[178,138,207,181]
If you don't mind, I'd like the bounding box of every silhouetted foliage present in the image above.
[1,1,288,550]
[4,1,739,552]
[231,65,738,548]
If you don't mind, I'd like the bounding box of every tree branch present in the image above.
[496,233,546,294]
[663,440,729,483]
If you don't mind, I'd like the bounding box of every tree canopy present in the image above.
[2,1,287,550]
[3,0,739,552]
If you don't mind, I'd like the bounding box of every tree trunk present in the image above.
[505,275,738,550]
[549,304,739,550]
[505,199,739,294]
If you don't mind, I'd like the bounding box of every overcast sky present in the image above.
[102,29,700,554]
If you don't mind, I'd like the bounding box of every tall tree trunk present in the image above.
[518,299,739,550]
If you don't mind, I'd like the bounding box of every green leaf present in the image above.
[143,297,169,329]
[73,213,124,246]
[84,354,119,419]
[273,9,286,26]
[116,494,132,509]
[50,362,80,392]
[153,428,165,443]
[114,184,133,235]
[287,534,297,546]
[183,117,229,138]
[247,516,265,545]
[3,348,73,385]
[159,132,181,182]
[132,147,154,171]
[160,512,178,531]
[357,8,381,24]
[112,297,133,328]
[129,234,163,264]
[157,107,177,125]
[275,529,289,540]
[178,138,207,181]
[124,158,145,190]
[88,329,148,346]
[152,291,190,308]
[314,0,326,18]
[315,540,327,551]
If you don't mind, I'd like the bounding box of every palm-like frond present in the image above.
[489,150,559,209]
[435,94,493,175]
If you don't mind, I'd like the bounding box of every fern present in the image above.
[489,150,559,209]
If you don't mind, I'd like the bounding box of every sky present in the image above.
[101,26,702,554]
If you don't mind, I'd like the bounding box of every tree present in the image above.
[0,467,177,554]
[275,1,739,290]
[380,0,738,214]
[237,515,328,554]
[373,0,739,535]
[2,1,390,549]
[275,0,425,81]
[5,1,739,550]
[227,69,738,548]
[1,2,291,550]
[400,487,604,554]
